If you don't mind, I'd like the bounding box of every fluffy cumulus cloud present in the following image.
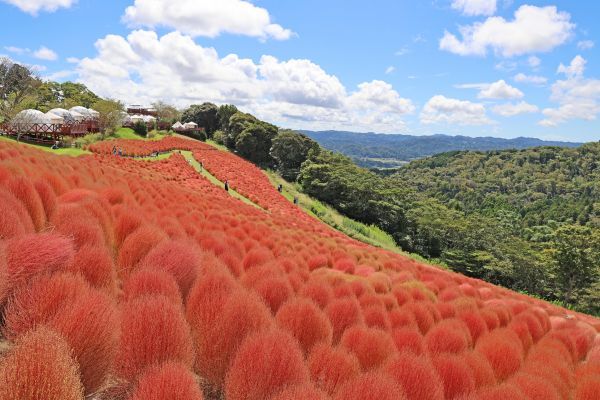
[76,30,414,132]
[33,46,58,61]
[440,5,574,57]
[478,79,523,99]
[420,95,491,125]
[123,0,293,40]
[540,56,600,127]
[514,73,547,85]
[0,0,77,15]
[577,40,594,50]
[492,101,539,116]
[451,0,496,17]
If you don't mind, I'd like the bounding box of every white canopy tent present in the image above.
[45,112,64,125]
[172,121,184,130]
[183,121,198,130]
[48,108,76,124]
[69,106,95,120]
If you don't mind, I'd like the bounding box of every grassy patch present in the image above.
[112,127,168,141]
[0,135,90,157]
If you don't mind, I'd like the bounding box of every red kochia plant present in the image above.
[139,240,200,298]
[225,330,309,400]
[242,247,273,270]
[268,384,329,400]
[128,362,204,400]
[0,327,84,400]
[117,225,167,278]
[122,269,182,305]
[0,188,35,239]
[4,233,74,289]
[325,297,364,343]
[276,298,333,354]
[475,384,526,400]
[424,318,471,355]
[252,276,294,313]
[308,343,361,396]
[391,328,425,355]
[575,376,600,400]
[115,295,194,381]
[340,326,396,371]
[432,353,476,399]
[509,372,561,400]
[6,176,46,230]
[33,179,57,220]
[190,288,272,388]
[384,352,444,400]
[299,280,334,309]
[475,329,524,381]
[333,372,407,400]
[2,273,118,395]
[67,245,117,295]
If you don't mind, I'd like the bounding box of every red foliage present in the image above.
[363,305,392,331]
[458,310,489,343]
[268,384,329,400]
[575,376,600,400]
[117,225,167,278]
[67,245,117,295]
[225,330,309,400]
[475,329,524,381]
[115,295,194,381]
[475,384,526,400]
[325,297,364,343]
[33,179,57,220]
[404,302,436,334]
[432,353,476,399]
[425,318,471,355]
[392,328,425,355]
[276,298,332,354]
[462,351,496,389]
[384,352,444,400]
[0,327,84,400]
[122,269,182,305]
[0,188,35,239]
[243,248,273,270]
[128,362,204,400]
[341,326,396,371]
[3,272,118,394]
[4,233,74,289]
[508,373,561,400]
[252,276,294,313]
[6,176,46,230]
[308,343,361,396]
[333,372,407,400]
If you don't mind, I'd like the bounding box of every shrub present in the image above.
[308,343,361,396]
[3,273,118,394]
[225,330,309,400]
[0,188,35,239]
[139,240,200,298]
[391,328,425,355]
[252,275,294,313]
[276,298,333,354]
[299,280,334,309]
[114,211,143,248]
[403,302,436,334]
[363,306,392,331]
[0,327,84,400]
[33,179,57,220]
[424,319,471,355]
[268,384,329,400]
[242,248,273,270]
[475,329,524,381]
[4,233,74,289]
[457,310,489,343]
[115,295,194,381]
[340,326,396,371]
[122,269,182,305]
[50,204,106,249]
[462,350,496,389]
[575,376,600,400]
[132,121,148,137]
[333,372,407,400]
[325,297,364,343]
[6,176,46,230]
[68,245,117,295]
[384,352,444,400]
[475,384,526,400]
[190,288,272,388]
[128,362,204,400]
[117,225,167,278]
[509,372,561,400]
[432,353,476,399]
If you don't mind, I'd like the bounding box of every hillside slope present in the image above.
[301,130,582,168]
[0,137,599,399]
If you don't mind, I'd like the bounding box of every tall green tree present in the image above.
[0,58,39,122]
[270,129,319,181]
[217,104,238,132]
[181,103,219,137]
[93,99,124,136]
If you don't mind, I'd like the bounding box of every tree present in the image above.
[217,104,238,132]
[152,101,180,125]
[0,58,39,122]
[270,130,319,181]
[93,99,124,137]
[132,121,148,137]
[235,122,278,165]
[181,103,218,137]
[549,224,600,308]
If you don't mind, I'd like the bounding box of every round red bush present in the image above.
[0,188,35,239]
[432,353,476,399]
[128,362,204,400]
[268,384,328,400]
[425,318,471,355]
[509,372,561,400]
[575,376,600,400]
[341,326,396,371]
[0,327,84,400]
[6,176,46,230]
[115,295,194,381]
[475,384,526,400]
[333,372,407,400]
[276,298,333,354]
[391,328,425,355]
[308,343,361,396]
[325,297,364,343]
[225,330,309,400]
[117,225,167,278]
[122,269,182,305]
[475,329,524,381]
[384,352,444,400]
[68,245,117,295]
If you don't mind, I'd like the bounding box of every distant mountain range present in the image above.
[300,130,583,168]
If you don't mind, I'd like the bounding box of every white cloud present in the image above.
[528,55,541,68]
[44,70,75,81]
[122,0,293,41]
[514,73,547,85]
[33,46,58,61]
[451,0,497,17]
[577,40,594,50]
[0,0,77,15]
[66,57,80,63]
[4,46,29,54]
[76,30,414,133]
[557,55,586,78]
[492,101,539,116]
[421,95,491,125]
[440,5,574,57]
[540,56,600,126]
[385,66,395,74]
[478,79,523,99]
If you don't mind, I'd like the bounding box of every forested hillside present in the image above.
[298,144,600,315]
[301,130,581,168]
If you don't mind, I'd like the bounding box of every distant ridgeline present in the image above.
[300,130,582,168]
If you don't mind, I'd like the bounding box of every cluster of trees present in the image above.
[298,144,600,315]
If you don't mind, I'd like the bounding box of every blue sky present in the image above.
[1,0,599,142]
